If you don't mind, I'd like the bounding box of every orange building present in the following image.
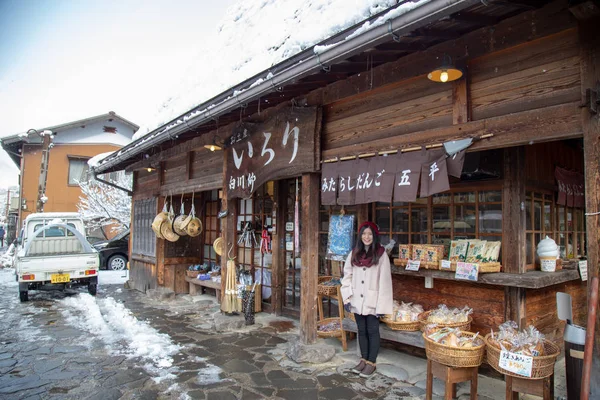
[1,112,138,232]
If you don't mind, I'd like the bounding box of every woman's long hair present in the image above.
[351,225,382,266]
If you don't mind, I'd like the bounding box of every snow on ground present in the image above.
[98,269,129,285]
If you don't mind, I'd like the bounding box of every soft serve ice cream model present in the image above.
[536,236,559,272]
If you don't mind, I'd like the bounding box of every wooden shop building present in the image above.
[93,0,599,358]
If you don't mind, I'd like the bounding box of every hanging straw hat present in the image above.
[152,212,168,239]
[160,215,180,242]
[213,237,224,256]
[173,214,191,236]
[187,218,202,237]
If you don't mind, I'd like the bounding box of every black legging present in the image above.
[354,313,380,363]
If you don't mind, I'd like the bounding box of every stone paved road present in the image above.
[0,269,567,400]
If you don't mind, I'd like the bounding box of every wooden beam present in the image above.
[322,102,582,160]
[452,77,469,125]
[451,12,500,26]
[300,173,320,344]
[578,14,600,395]
[569,0,600,20]
[220,158,237,308]
[320,0,575,106]
[502,147,526,274]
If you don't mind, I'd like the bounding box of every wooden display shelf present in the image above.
[342,318,425,349]
[390,266,581,289]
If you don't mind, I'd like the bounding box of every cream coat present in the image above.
[340,250,393,316]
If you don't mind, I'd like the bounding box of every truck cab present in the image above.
[15,212,99,302]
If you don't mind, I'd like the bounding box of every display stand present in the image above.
[317,284,347,351]
[505,375,554,400]
[426,359,478,400]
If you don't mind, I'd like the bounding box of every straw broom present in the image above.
[222,245,240,313]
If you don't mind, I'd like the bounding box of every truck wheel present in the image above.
[19,291,28,302]
[88,284,97,296]
[108,255,127,271]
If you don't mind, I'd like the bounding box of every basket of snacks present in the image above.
[318,276,341,296]
[381,301,424,331]
[423,327,485,367]
[186,270,200,278]
[419,305,473,332]
[317,318,343,338]
[485,321,560,379]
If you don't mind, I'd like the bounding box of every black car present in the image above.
[93,229,129,270]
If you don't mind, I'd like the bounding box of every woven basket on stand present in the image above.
[419,310,472,332]
[317,317,343,338]
[381,315,421,331]
[318,276,339,296]
[484,334,560,379]
[186,270,200,278]
[423,331,485,368]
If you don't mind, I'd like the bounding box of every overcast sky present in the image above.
[0,0,236,189]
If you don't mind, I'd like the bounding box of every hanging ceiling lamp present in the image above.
[204,141,223,152]
[428,54,463,83]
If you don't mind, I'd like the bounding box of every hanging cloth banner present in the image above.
[366,154,396,203]
[337,159,359,205]
[447,149,466,178]
[354,158,372,205]
[555,166,585,208]
[393,151,424,203]
[320,161,339,205]
[420,153,450,197]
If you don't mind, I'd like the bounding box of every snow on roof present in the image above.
[88,151,116,168]
[133,0,404,141]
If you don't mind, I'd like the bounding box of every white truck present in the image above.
[14,212,99,302]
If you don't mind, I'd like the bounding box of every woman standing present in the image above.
[341,221,393,377]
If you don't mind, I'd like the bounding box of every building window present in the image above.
[132,198,156,256]
[203,190,220,266]
[374,188,503,260]
[68,157,90,185]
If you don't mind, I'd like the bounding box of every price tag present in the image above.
[406,260,421,271]
[285,222,294,232]
[579,260,588,281]
[455,262,479,281]
[499,350,533,378]
[440,260,452,270]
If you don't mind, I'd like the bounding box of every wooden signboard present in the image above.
[225,107,320,199]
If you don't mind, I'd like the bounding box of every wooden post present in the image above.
[271,180,286,315]
[221,153,237,306]
[503,147,527,326]
[452,77,469,125]
[300,173,320,344]
[577,9,600,396]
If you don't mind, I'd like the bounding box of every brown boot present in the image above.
[359,361,376,377]
[350,359,366,374]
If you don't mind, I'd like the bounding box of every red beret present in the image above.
[358,221,379,235]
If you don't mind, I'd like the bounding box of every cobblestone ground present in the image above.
[0,270,567,400]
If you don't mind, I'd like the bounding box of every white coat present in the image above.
[340,250,393,316]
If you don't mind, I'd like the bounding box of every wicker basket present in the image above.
[318,276,340,296]
[424,331,486,367]
[317,317,343,338]
[381,315,421,331]
[186,270,200,278]
[419,311,472,332]
[484,334,560,379]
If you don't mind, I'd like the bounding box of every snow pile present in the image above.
[98,270,129,285]
[61,294,181,373]
[136,0,401,139]
[88,151,116,168]
[0,244,16,268]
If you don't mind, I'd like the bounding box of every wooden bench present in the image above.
[185,276,221,303]
[342,318,425,348]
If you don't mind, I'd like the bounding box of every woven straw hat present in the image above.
[213,237,224,256]
[187,217,203,237]
[152,212,168,239]
[160,216,180,242]
[173,214,191,236]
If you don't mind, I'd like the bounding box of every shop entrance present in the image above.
[281,178,302,317]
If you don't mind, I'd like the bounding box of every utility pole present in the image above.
[32,129,53,213]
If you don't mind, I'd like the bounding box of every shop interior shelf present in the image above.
[390,266,581,289]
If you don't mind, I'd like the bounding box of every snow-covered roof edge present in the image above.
[94,0,478,174]
[1,111,139,145]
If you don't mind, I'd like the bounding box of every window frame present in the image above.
[67,156,91,186]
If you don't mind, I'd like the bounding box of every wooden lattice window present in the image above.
[374,188,503,259]
[203,190,220,266]
[132,198,156,256]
